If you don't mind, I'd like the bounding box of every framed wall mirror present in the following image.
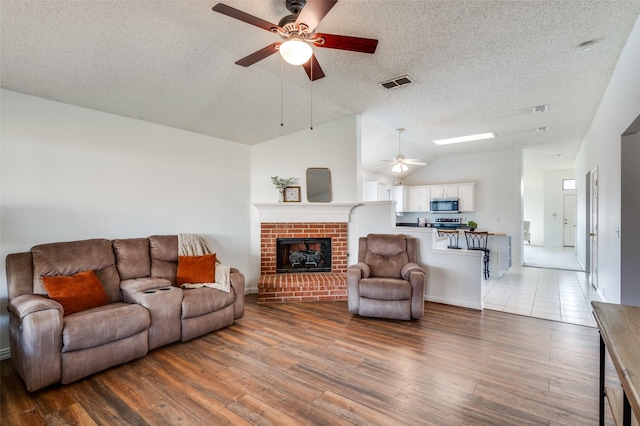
[306,168,332,202]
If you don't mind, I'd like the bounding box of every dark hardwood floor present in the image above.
[1,295,617,425]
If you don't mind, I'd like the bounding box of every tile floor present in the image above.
[483,245,600,327]
[522,244,583,271]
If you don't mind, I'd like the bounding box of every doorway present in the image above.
[590,167,599,290]
[563,194,576,247]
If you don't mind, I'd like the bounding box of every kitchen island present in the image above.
[432,229,512,278]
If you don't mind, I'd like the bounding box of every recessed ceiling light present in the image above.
[433,132,496,145]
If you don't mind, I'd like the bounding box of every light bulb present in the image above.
[279,38,313,65]
[392,163,408,173]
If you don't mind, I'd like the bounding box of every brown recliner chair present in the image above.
[347,234,425,320]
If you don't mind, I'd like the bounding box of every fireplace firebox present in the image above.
[276,238,331,273]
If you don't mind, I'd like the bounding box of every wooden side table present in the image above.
[591,301,640,426]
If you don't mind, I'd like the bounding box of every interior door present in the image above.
[590,168,599,289]
[563,194,576,246]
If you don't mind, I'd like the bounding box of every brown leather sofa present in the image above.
[5,235,245,392]
[347,234,425,320]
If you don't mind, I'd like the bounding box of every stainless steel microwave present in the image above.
[430,198,459,213]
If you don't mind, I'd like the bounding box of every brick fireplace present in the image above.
[254,203,356,303]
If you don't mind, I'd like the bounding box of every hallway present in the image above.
[483,267,598,327]
[522,244,583,271]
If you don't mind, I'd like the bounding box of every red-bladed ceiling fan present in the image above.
[212,0,378,81]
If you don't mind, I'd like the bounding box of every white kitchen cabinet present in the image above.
[488,234,511,278]
[407,186,430,211]
[430,185,458,200]
[457,183,475,212]
[392,186,408,213]
[395,182,474,213]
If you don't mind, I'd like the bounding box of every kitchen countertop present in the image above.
[395,224,510,236]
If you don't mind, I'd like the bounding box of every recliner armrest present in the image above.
[348,262,371,278]
[401,262,424,280]
[120,277,173,303]
[8,294,63,319]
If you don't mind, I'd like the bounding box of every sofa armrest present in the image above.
[8,294,63,319]
[401,262,424,280]
[347,264,369,315]
[406,266,426,320]
[348,262,371,278]
[7,294,64,391]
[230,270,245,320]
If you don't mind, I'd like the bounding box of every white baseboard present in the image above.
[424,295,483,311]
[0,347,11,361]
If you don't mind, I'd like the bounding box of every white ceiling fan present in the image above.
[383,128,427,173]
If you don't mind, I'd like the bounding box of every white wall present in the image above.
[575,15,640,304]
[250,114,359,204]
[543,170,575,248]
[0,90,252,356]
[523,186,544,244]
[402,147,523,267]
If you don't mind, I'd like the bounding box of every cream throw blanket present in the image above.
[178,233,231,293]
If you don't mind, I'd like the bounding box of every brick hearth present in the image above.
[258,222,348,303]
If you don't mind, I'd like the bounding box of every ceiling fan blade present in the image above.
[314,33,378,53]
[235,43,280,67]
[295,0,338,33]
[302,54,325,81]
[404,160,428,166]
[212,3,279,32]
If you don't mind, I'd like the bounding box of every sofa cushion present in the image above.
[42,270,108,316]
[113,238,151,280]
[62,302,150,352]
[181,287,235,319]
[359,278,412,300]
[177,254,216,286]
[149,235,178,285]
[32,239,122,303]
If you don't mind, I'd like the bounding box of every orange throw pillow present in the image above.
[42,270,108,316]
[176,254,216,286]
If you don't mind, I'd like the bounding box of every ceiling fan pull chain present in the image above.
[280,57,284,127]
[309,59,313,130]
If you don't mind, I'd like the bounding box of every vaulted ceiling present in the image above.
[2,1,640,178]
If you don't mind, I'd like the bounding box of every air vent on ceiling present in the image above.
[379,75,413,89]
[536,126,550,132]
[532,104,549,113]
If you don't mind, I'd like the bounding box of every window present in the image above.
[562,179,576,190]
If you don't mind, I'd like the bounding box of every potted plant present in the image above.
[467,220,478,231]
[271,176,297,202]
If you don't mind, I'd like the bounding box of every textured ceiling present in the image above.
[2,0,640,179]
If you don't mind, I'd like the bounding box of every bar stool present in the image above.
[465,231,490,279]
[437,229,461,249]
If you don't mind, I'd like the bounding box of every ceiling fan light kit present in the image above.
[384,128,427,173]
[392,162,408,173]
[212,0,378,80]
[279,37,313,65]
